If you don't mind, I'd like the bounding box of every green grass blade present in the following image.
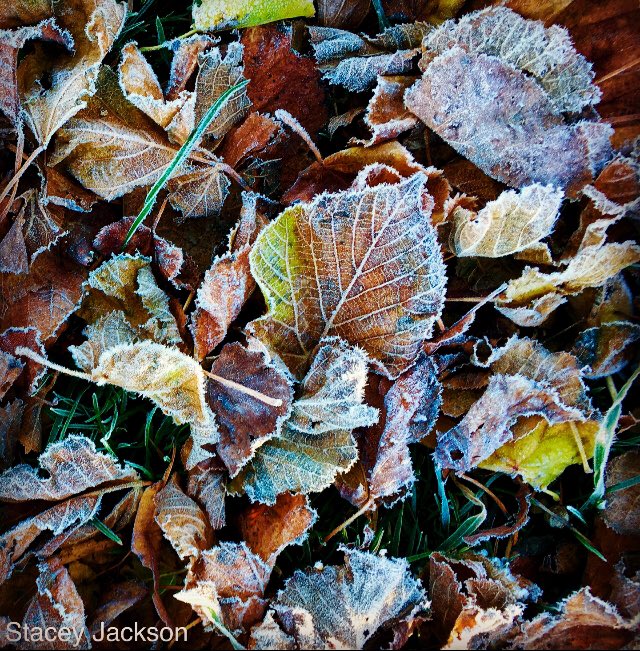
[123,78,249,247]
[90,517,123,545]
[585,364,640,509]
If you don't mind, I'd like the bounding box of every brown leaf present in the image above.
[0,327,47,394]
[242,25,327,137]
[132,481,172,626]
[604,450,640,537]
[316,0,370,29]
[88,580,147,635]
[19,558,90,649]
[219,111,281,168]
[238,493,316,566]
[208,342,293,476]
[176,541,271,634]
[250,172,447,379]
[154,473,212,561]
[186,458,227,530]
[572,322,640,379]
[0,434,137,501]
[0,1,54,29]
[512,587,637,649]
[0,350,24,400]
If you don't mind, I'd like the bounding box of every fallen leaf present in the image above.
[154,473,212,561]
[19,558,90,649]
[88,580,147,636]
[249,172,447,378]
[238,492,316,565]
[451,185,563,258]
[187,458,227,530]
[316,0,370,30]
[193,0,315,31]
[310,22,429,92]
[249,547,427,650]
[572,322,640,379]
[231,338,378,504]
[207,342,293,477]
[603,450,640,537]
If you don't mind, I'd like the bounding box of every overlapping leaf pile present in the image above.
[0,1,638,649]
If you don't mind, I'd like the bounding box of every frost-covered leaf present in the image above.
[0,434,137,501]
[249,547,427,650]
[480,419,599,490]
[190,193,267,361]
[496,241,640,326]
[451,184,563,258]
[249,172,447,379]
[176,541,271,634]
[52,69,231,218]
[0,350,24,400]
[154,473,211,561]
[310,22,429,92]
[18,0,126,147]
[91,341,216,434]
[19,558,90,649]
[572,322,640,379]
[355,74,419,146]
[118,42,195,144]
[187,459,227,530]
[436,337,593,475]
[238,493,316,566]
[194,42,249,140]
[339,354,441,508]
[603,450,640,537]
[231,338,378,504]
[208,342,293,477]
[405,46,612,194]
[317,0,370,30]
[193,0,315,31]
[424,7,601,114]
[512,588,637,649]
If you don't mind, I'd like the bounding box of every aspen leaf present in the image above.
[451,185,563,258]
[193,0,315,31]
[231,338,378,504]
[249,547,427,650]
[249,172,447,379]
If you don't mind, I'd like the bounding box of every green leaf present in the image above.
[193,0,315,31]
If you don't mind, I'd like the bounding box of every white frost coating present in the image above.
[425,7,601,114]
[250,547,428,650]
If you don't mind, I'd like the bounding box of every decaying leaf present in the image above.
[316,0,370,30]
[19,558,90,649]
[451,184,563,258]
[436,337,595,481]
[512,588,638,649]
[154,473,212,561]
[572,322,640,379]
[496,241,640,326]
[249,547,427,650]
[207,342,293,477]
[187,458,227,530]
[603,450,640,537]
[0,434,137,501]
[193,0,315,31]
[231,338,378,504]
[310,22,429,92]
[175,541,271,634]
[249,171,447,379]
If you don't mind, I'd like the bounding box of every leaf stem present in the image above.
[569,421,592,474]
[204,370,283,407]
[324,498,375,542]
[15,347,94,382]
[0,144,46,204]
[124,79,249,247]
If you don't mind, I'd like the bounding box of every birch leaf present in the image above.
[249,547,427,650]
[0,434,137,502]
[249,172,447,379]
[231,338,378,505]
[451,185,563,258]
[193,0,315,31]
